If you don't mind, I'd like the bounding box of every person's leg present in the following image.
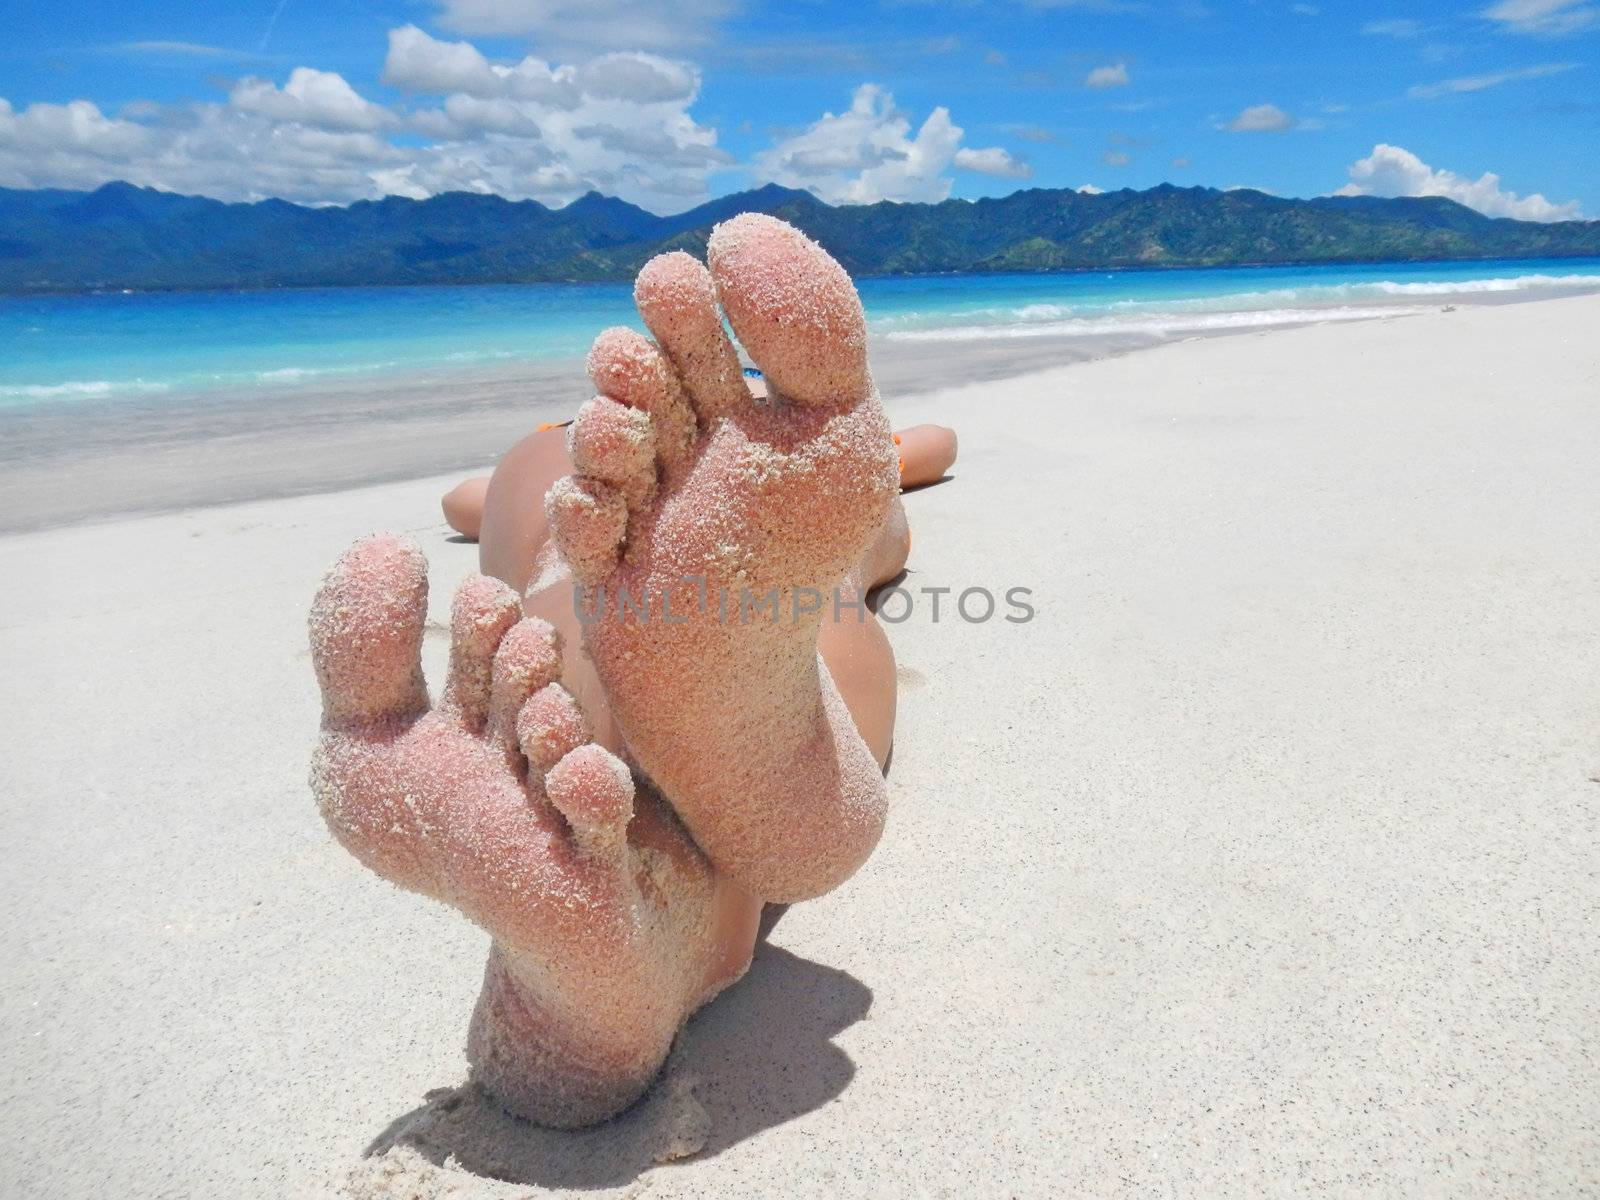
[442,421,954,542]
[441,475,490,540]
[895,423,958,489]
[475,425,569,588]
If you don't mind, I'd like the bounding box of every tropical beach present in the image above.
[4,288,1598,1196]
[6,0,1600,1193]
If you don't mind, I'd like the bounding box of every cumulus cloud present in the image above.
[753,84,1029,204]
[1335,142,1583,221]
[1406,61,1578,98]
[383,24,505,97]
[0,28,732,212]
[432,0,735,50]
[1481,0,1599,35]
[229,68,394,132]
[1223,103,1297,132]
[0,94,403,205]
[953,146,1032,178]
[572,54,697,103]
[1085,63,1130,89]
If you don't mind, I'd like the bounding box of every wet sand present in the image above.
[2,294,1597,1197]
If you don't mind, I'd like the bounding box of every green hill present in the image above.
[0,180,1596,293]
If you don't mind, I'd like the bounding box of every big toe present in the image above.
[707,214,870,410]
[309,534,429,726]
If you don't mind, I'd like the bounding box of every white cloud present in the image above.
[1005,123,1060,144]
[953,146,1032,178]
[1406,61,1578,98]
[383,25,504,98]
[752,84,1028,204]
[229,68,394,132]
[0,30,733,212]
[383,26,579,107]
[1085,63,1130,89]
[439,93,545,138]
[115,41,241,58]
[1335,142,1583,221]
[1481,0,1599,35]
[0,98,152,160]
[1101,149,1131,166]
[432,0,735,50]
[571,54,697,103]
[1223,103,1296,132]
[0,95,403,205]
[1362,18,1427,37]
[1076,183,1104,194]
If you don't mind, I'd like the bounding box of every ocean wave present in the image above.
[252,359,404,383]
[882,304,1434,342]
[0,379,172,401]
[869,271,1600,333]
[873,303,1077,330]
[1101,272,1600,312]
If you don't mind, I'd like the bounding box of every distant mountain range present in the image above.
[2,180,1597,293]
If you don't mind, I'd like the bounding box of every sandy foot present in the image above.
[309,535,760,1127]
[542,215,900,903]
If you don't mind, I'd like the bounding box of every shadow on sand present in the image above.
[361,943,871,1190]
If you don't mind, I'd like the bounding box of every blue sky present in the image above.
[2,0,1596,218]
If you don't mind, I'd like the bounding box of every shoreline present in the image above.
[1,284,1589,536]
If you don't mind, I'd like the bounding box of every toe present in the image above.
[309,534,429,727]
[634,251,750,422]
[545,743,634,860]
[516,683,593,777]
[569,396,657,512]
[587,327,695,471]
[486,618,564,752]
[546,475,628,586]
[440,574,523,732]
[707,214,870,410]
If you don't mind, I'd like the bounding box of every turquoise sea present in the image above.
[3,256,1599,409]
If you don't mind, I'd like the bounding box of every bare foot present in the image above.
[308,535,760,1127]
[542,214,899,903]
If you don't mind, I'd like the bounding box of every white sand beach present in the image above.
[3,295,1597,1196]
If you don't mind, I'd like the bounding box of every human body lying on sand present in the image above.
[439,420,957,542]
[308,215,947,1127]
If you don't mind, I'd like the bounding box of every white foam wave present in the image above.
[870,271,1600,334]
[1100,272,1600,313]
[882,304,1433,342]
[250,359,403,384]
[0,379,171,401]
